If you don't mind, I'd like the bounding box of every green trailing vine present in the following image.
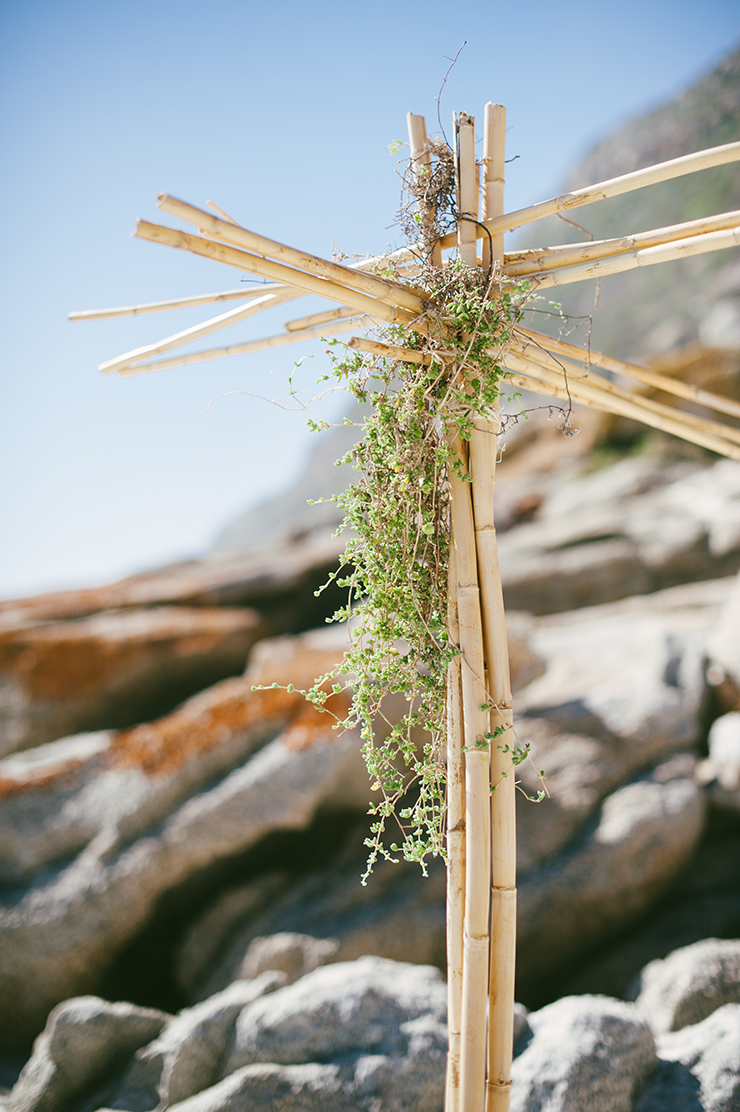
[255,137,551,878]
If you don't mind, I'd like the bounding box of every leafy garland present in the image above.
[257,140,540,877]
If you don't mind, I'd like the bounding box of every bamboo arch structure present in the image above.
[72,106,740,1112]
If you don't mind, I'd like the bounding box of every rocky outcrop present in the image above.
[6,997,169,1112]
[634,938,740,1034]
[510,995,656,1112]
[635,1004,740,1112]
[0,606,263,757]
[0,630,368,1049]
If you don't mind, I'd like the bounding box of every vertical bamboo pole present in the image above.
[407,113,443,267]
[448,433,491,1112]
[452,110,491,1112]
[455,112,479,268]
[474,102,517,1112]
[445,544,465,1112]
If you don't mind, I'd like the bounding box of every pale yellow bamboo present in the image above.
[510,338,740,447]
[448,432,492,1112]
[504,209,740,276]
[515,326,740,422]
[407,112,442,267]
[117,314,372,376]
[134,221,418,327]
[503,349,740,462]
[157,195,426,315]
[455,113,479,268]
[530,225,740,289]
[482,104,506,274]
[69,285,280,321]
[445,542,465,1112]
[99,286,302,375]
[474,103,516,1112]
[347,336,455,365]
[284,305,356,331]
[437,139,740,244]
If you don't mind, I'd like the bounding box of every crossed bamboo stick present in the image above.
[71,115,740,1112]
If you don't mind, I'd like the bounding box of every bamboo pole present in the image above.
[455,113,479,268]
[436,139,740,244]
[474,103,516,1112]
[69,285,281,321]
[445,542,465,1112]
[347,336,455,365]
[515,327,740,423]
[508,342,740,450]
[407,112,442,267]
[117,314,372,376]
[503,349,740,462]
[284,305,356,332]
[134,220,418,327]
[99,286,302,375]
[157,195,427,315]
[529,224,740,289]
[481,104,506,275]
[448,431,492,1112]
[504,209,740,276]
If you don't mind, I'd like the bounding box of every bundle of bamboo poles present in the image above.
[70,103,740,1112]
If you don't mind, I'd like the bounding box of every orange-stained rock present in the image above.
[0,606,264,758]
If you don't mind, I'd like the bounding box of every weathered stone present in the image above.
[165,1064,345,1112]
[0,606,263,758]
[6,997,168,1112]
[696,714,740,816]
[500,458,740,614]
[225,956,446,1071]
[517,758,706,986]
[634,1003,740,1112]
[0,631,369,1048]
[177,851,447,1003]
[634,938,740,1033]
[95,974,286,1112]
[515,588,712,753]
[707,571,740,708]
[218,957,447,1112]
[510,995,656,1112]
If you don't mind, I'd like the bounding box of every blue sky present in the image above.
[2,0,740,598]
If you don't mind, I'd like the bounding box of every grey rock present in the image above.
[634,938,740,1033]
[634,1003,740,1112]
[516,597,709,754]
[165,1064,345,1112]
[224,955,447,1072]
[510,994,656,1112]
[178,851,447,1003]
[517,758,706,985]
[237,933,340,984]
[707,571,740,707]
[6,997,168,1112]
[0,628,369,1048]
[696,715,740,806]
[100,974,286,1111]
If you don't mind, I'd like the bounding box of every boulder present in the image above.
[0,606,263,758]
[93,974,286,1111]
[707,571,740,708]
[177,848,447,1002]
[634,938,740,1033]
[696,712,740,816]
[164,1063,345,1112]
[517,757,706,987]
[6,997,168,1112]
[515,583,716,753]
[0,630,369,1048]
[500,458,740,614]
[222,956,447,1112]
[510,995,656,1112]
[634,1003,740,1112]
